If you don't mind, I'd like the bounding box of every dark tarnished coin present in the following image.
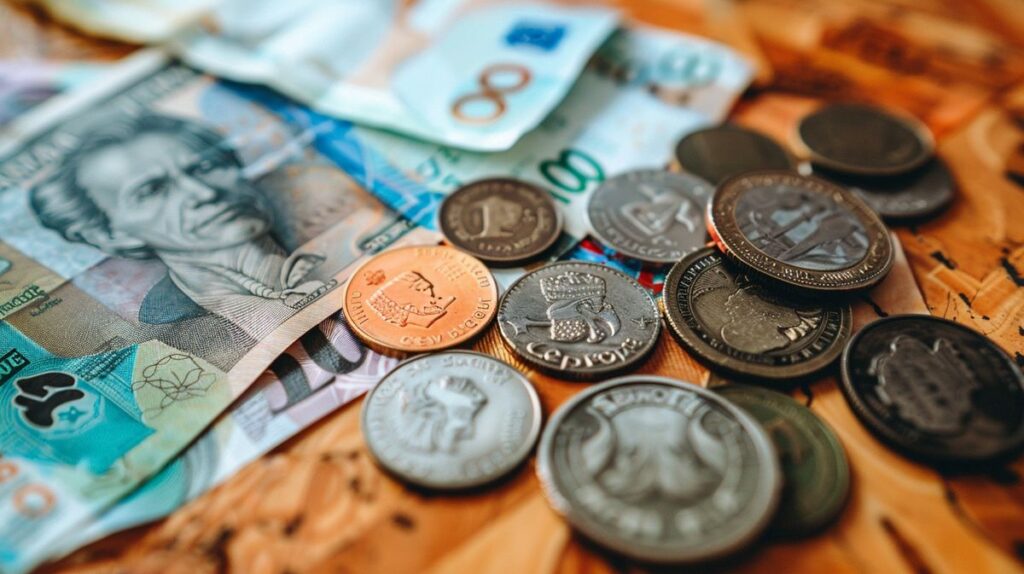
[538,376,781,563]
[674,124,794,185]
[587,169,712,264]
[813,158,955,223]
[663,247,852,380]
[497,261,659,379]
[708,170,894,294]
[798,103,934,176]
[439,178,562,266]
[362,351,542,490]
[840,315,1024,465]
[716,384,849,536]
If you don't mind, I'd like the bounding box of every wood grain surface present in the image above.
[9,0,1024,572]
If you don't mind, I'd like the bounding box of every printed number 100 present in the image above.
[539,149,605,203]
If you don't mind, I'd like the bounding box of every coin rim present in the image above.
[716,383,850,536]
[674,124,796,185]
[662,247,852,380]
[797,102,935,177]
[813,158,956,223]
[709,169,894,293]
[839,314,1024,464]
[361,350,543,490]
[496,261,661,380]
[536,376,782,563]
[585,169,713,264]
[342,245,498,353]
[438,177,563,266]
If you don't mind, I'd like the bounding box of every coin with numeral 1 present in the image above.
[497,261,660,380]
[708,170,894,294]
[343,245,498,356]
[362,351,542,490]
[663,247,851,380]
[538,376,781,563]
[439,178,562,266]
[587,169,712,264]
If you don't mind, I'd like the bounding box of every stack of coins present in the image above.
[343,101,1024,567]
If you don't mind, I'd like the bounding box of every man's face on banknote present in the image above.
[32,114,271,257]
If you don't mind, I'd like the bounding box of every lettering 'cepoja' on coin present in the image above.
[674,124,794,185]
[586,169,712,264]
[840,315,1024,465]
[343,246,497,355]
[362,351,542,490]
[663,248,851,380]
[708,170,893,294]
[537,376,781,563]
[497,261,660,379]
[439,178,562,266]
[797,103,934,176]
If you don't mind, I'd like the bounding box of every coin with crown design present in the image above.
[663,247,851,380]
[362,351,542,490]
[840,315,1024,465]
[497,261,660,379]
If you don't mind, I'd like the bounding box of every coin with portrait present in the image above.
[840,315,1024,465]
[716,384,849,536]
[798,103,934,176]
[708,171,893,293]
[439,178,562,265]
[497,261,660,379]
[674,124,794,185]
[813,158,955,223]
[343,245,497,355]
[537,376,781,563]
[663,248,851,380]
[587,169,712,264]
[362,351,542,489]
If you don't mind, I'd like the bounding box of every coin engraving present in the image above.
[664,248,850,379]
[367,270,456,328]
[498,262,659,379]
[840,315,1024,464]
[363,351,542,489]
[538,377,780,563]
[587,170,712,263]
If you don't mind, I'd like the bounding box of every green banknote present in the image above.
[0,50,435,573]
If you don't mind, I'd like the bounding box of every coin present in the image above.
[798,103,934,176]
[813,158,955,223]
[716,384,850,536]
[586,169,712,264]
[708,170,894,294]
[840,315,1024,465]
[362,351,542,490]
[343,245,497,355]
[537,376,781,563]
[497,261,660,379]
[439,178,562,265]
[663,247,852,380]
[674,124,794,185]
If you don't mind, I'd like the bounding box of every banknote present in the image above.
[52,311,397,558]
[0,50,436,574]
[34,0,619,153]
[0,61,108,127]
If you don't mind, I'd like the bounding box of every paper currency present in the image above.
[0,61,107,126]
[0,50,435,574]
[35,0,620,152]
[55,311,397,557]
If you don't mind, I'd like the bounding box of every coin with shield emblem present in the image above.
[840,315,1024,464]
[537,376,781,563]
[362,351,542,489]
[497,262,660,379]
[586,169,712,264]
[439,178,562,265]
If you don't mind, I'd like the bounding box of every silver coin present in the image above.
[587,169,713,264]
[497,261,660,379]
[537,376,781,563]
[361,351,542,490]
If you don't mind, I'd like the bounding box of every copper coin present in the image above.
[343,245,498,355]
[439,178,562,266]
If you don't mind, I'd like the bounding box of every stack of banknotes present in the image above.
[0,1,756,571]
